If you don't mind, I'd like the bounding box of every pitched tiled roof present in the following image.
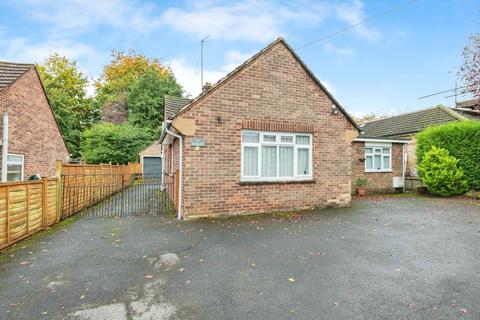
[167,37,360,131]
[359,106,468,138]
[164,95,192,120]
[456,99,479,109]
[0,61,34,90]
[452,107,480,120]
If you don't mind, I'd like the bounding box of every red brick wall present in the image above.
[0,68,69,179]
[351,141,404,194]
[168,42,358,218]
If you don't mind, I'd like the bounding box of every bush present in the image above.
[82,123,153,164]
[416,121,480,190]
[417,146,468,196]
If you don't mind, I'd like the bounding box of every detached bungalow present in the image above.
[160,38,363,219]
[0,61,69,181]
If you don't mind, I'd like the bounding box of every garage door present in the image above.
[143,157,162,180]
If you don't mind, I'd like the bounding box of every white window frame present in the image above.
[364,143,392,172]
[6,153,24,181]
[240,130,313,182]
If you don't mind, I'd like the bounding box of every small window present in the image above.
[6,154,24,181]
[263,135,276,142]
[364,146,391,172]
[281,136,293,143]
[242,132,259,143]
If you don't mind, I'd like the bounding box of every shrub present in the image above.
[417,146,468,196]
[82,123,153,164]
[416,121,480,190]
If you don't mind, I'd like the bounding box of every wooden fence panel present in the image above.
[0,179,58,251]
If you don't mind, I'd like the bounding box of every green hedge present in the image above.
[416,121,480,190]
[417,146,468,196]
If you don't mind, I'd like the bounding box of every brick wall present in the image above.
[167,41,358,218]
[0,68,69,179]
[351,141,404,194]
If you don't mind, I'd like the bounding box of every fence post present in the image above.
[55,160,63,222]
[42,178,48,227]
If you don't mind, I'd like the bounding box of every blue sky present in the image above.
[0,0,478,117]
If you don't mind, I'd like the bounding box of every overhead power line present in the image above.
[295,0,418,51]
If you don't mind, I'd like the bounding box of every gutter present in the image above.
[164,126,183,220]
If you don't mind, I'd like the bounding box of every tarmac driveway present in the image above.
[0,196,479,320]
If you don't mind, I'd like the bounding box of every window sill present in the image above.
[365,170,393,173]
[239,179,316,185]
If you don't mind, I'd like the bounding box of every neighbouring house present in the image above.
[160,38,362,219]
[359,104,480,178]
[0,61,70,181]
[139,141,162,179]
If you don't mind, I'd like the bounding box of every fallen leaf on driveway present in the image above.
[20,261,28,266]
[288,278,295,282]
[144,275,153,279]
[461,308,467,315]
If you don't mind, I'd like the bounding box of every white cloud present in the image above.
[161,0,329,42]
[19,0,161,36]
[168,57,226,97]
[335,0,381,42]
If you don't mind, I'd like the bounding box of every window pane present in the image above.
[261,146,277,177]
[374,155,382,170]
[242,132,259,143]
[243,147,258,176]
[365,156,373,170]
[7,172,21,181]
[382,148,390,154]
[263,135,276,142]
[7,155,22,163]
[296,135,310,145]
[281,136,293,143]
[279,146,293,176]
[7,164,22,181]
[297,148,309,175]
[365,148,373,154]
[383,156,390,170]
[374,148,381,154]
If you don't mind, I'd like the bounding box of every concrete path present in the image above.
[1,196,479,319]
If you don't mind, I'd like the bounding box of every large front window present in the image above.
[365,146,391,172]
[241,131,312,181]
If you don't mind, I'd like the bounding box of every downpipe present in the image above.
[165,128,183,220]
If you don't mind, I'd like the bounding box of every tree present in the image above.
[459,34,480,108]
[417,146,468,196]
[126,69,183,136]
[82,123,153,164]
[37,53,98,157]
[95,50,173,108]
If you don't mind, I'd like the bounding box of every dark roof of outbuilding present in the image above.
[359,106,468,138]
[456,99,479,109]
[452,107,480,120]
[0,61,34,90]
[164,95,192,120]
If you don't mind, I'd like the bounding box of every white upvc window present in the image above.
[365,145,391,172]
[6,154,24,181]
[241,130,313,182]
